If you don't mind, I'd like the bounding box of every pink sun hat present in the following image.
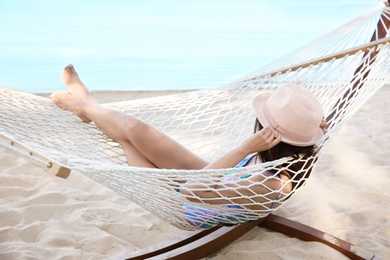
[253,84,324,147]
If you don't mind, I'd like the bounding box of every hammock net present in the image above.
[1,1,390,230]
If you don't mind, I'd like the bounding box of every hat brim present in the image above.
[253,92,324,147]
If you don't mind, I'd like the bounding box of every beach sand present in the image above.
[1,87,389,259]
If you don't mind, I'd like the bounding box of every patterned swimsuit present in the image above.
[183,154,283,228]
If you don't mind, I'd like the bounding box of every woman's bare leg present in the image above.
[52,65,208,170]
[119,140,157,168]
[61,65,97,105]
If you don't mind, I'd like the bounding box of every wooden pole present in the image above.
[327,2,390,123]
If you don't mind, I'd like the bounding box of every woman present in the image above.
[52,65,327,227]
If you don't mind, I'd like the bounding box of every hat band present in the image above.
[263,102,313,143]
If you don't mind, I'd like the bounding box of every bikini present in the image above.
[183,154,289,228]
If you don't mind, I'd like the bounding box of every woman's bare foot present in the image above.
[51,92,91,123]
[62,65,97,105]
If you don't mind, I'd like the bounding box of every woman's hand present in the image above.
[320,117,328,134]
[204,127,281,170]
[240,127,282,154]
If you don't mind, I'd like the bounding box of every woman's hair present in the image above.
[254,119,317,192]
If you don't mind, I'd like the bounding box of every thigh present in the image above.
[127,122,208,170]
[119,141,157,168]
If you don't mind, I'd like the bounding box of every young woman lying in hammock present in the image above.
[51,65,327,221]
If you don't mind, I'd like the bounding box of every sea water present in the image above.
[0,56,268,93]
[0,1,374,93]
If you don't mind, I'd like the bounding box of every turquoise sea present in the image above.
[0,0,375,93]
[0,57,266,93]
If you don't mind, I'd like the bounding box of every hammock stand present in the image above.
[1,2,390,260]
[123,14,390,258]
[122,214,375,260]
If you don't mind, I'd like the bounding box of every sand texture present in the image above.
[1,87,389,259]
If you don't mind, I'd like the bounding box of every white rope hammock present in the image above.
[1,2,390,230]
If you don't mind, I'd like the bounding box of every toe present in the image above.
[50,92,60,102]
[67,64,75,73]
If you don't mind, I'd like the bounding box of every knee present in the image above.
[124,117,146,135]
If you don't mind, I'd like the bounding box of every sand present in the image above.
[1,87,389,259]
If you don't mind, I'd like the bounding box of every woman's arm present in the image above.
[180,127,282,199]
[180,173,287,206]
[204,127,281,170]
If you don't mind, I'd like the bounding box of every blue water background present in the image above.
[0,57,271,93]
[0,0,375,93]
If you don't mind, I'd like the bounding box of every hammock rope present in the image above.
[1,2,390,230]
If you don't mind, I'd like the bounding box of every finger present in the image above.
[270,134,282,147]
[320,119,328,134]
[262,126,272,133]
[259,127,272,137]
[272,129,279,137]
[269,129,279,138]
[265,129,275,139]
[273,130,281,140]
[266,127,278,137]
[266,130,279,144]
